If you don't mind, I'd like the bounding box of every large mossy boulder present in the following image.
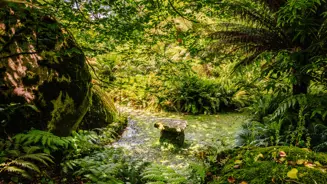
[208,146,327,184]
[0,3,92,136]
[80,85,117,130]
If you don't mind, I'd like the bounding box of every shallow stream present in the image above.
[112,106,248,173]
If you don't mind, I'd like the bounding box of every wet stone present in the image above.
[154,119,187,146]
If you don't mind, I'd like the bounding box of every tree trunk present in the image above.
[292,72,310,95]
[292,81,308,95]
[292,53,310,95]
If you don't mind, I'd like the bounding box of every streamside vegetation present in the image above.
[2,0,327,183]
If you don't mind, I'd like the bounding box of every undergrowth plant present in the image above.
[238,93,327,151]
[0,124,122,182]
[0,139,54,180]
[62,148,126,183]
[141,164,187,184]
[155,72,255,114]
[13,130,71,154]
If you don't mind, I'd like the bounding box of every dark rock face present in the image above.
[159,130,185,146]
[154,119,187,146]
[0,3,92,136]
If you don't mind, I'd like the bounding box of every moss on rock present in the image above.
[208,146,327,184]
[79,85,117,130]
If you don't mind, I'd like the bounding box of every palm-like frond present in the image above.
[211,0,291,66]
[220,1,276,28]
[254,0,286,12]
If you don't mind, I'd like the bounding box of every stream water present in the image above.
[112,106,248,173]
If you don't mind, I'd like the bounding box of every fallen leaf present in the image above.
[278,157,286,163]
[304,162,315,168]
[288,161,296,166]
[271,177,275,183]
[254,153,264,161]
[239,181,248,184]
[279,151,287,157]
[287,168,298,179]
[234,160,243,164]
[228,176,236,183]
[296,159,306,165]
[234,165,240,169]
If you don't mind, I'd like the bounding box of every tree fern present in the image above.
[272,94,307,119]
[213,0,327,95]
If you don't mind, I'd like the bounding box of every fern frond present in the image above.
[6,149,20,157]
[142,174,166,181]
[10,159,40,173]
[0,166,31,179]
[272,94,307,119]
[13,130,71,153]
[141,164,186,184]
[19,153,54,166]
[23,146,41,154]
[146,182,166,184]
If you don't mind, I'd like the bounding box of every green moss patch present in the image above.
[208,146,327,184]
[79,85,118,130]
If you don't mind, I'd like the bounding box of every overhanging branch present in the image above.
[167,0,199,23]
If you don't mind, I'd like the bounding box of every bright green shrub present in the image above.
[238,93,327,151]
[158,74,252,114]
[207,146,327,184]
[141,164,187,184]
[0,137,54,181]
[62,148,126,183]
[13,130,71,154]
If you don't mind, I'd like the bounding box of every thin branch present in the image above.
[85,58,114,87]
[167,0,198,23]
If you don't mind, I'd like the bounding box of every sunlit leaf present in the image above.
[234,160,242,164]
[304,162,315,168]
[287,168,298,179]
[254,153,264,161]
[296,159,305,165]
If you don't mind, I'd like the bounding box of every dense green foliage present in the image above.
[207,146,327,183]
[3,0,327,183]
